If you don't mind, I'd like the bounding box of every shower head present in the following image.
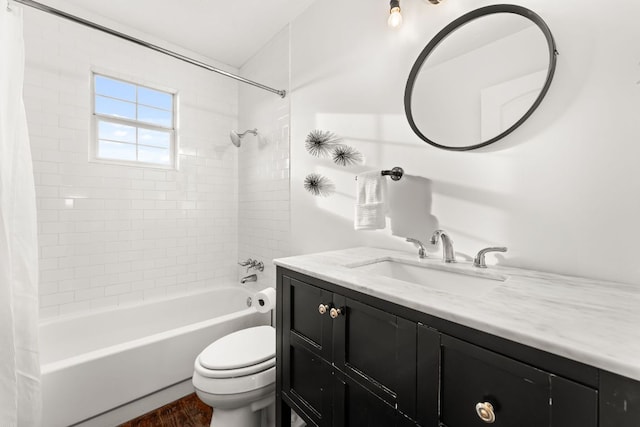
[230,128,258,147]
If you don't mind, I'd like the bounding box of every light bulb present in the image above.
[388,6,403,28]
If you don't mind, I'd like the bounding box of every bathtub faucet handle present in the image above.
[238,258,264,272]
[238,259,253,273]
[253,261,264,272]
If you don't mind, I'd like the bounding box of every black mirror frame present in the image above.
[404,4,558,151]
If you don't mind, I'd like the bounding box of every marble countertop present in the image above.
[274,247,640,382]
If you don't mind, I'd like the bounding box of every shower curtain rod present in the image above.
[12,0,288,98]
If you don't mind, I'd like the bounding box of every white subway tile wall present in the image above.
[23,10,239,318]
[237,28,291,288]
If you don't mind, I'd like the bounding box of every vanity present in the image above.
[273,2,632,424]
[274,247,640,426]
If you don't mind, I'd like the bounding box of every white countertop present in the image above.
[274,247,640,382]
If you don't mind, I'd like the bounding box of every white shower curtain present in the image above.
[0,1,42,426]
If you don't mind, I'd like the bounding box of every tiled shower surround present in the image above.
[24,9,241,318]
[238,28,291,288]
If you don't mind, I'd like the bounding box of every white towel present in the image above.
[354,170,387,230]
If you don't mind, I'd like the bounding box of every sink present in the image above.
[350,258,507,295]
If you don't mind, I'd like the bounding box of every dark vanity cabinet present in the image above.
[279,275,417,426]
[432,333,597,427]
[277,267,638,427]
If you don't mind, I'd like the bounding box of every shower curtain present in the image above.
[0,1,42,426]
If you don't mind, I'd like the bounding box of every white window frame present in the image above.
[90,72,177,170]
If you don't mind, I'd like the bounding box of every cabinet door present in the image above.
[283,345,333,427]
[281,275,334,426]
[332,295,417,419]
[282,275,333,360]
[440,335,597,427]
[600,371,640,427]
[333,371,417,427]
[416,324,440,427]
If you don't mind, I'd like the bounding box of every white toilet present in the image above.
[193,325,276,427]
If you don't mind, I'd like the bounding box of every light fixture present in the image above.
[388,0,443,29]
[388,0,403,28]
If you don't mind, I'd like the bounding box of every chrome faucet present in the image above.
[405,238,428,259]
[240,274,257,284]
[430,229,456,263]
[238,258,264,272]
[474,247,507,268]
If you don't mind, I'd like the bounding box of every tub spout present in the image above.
[241,274,257,284]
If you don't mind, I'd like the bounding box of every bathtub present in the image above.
[40,286,270,427]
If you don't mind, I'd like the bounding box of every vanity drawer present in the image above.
[282,276,333,361]
[440,335,597,427]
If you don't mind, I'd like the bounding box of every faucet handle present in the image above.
[406,238,427,259]
[474,247,507,268]
[238,258,264,272]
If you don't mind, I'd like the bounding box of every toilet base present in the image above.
[208,398,275,427]
[195,384,275,427]
[211,405,261,427]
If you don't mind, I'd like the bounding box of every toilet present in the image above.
[192,325,276,427]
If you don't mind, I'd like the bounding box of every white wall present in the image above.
[289,0,640,285]
[238,28,291,289]
[24,9,240,318]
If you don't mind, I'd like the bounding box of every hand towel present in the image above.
[355,170,387,230]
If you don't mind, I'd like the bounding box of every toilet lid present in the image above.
[199,325,275,370]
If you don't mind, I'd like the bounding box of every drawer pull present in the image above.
[318,304,330,315]
[475,402,496,423]
[330,307,343,319]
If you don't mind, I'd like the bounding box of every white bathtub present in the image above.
[40,286,270,427]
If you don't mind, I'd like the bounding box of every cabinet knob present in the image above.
[318,304,330,315]
[475,402,496,423]
[329,307,343,319]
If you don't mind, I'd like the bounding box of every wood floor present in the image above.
[118,393,212,427]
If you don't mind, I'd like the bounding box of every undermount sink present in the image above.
[350,258,507,295]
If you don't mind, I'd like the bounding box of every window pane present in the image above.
[95,95,136,120]
[138,86,172,110]
[93,74,175,168]
[98,140,136,161]
[98,121,136,143]
[138,128,171,148]
[137,105,172,127]
[138,145,171,165]
[95,75,135,102]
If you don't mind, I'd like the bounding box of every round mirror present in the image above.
[404,5,557,151]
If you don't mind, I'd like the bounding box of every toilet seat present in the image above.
[199,325,275,371]
[196,355,275,378]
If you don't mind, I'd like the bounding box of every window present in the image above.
[91,74,175,168]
